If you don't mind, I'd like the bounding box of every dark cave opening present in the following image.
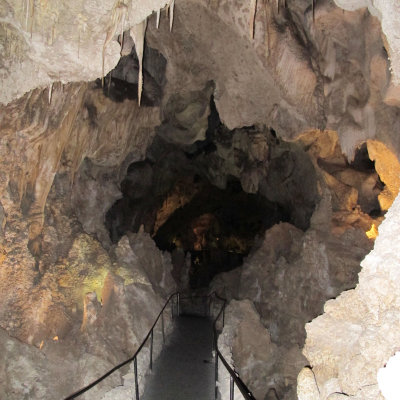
[105,166,291,289]
[103,89,323,288]
[104,93,324,289]
[153,177,289,288]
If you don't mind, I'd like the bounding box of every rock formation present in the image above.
[298,192,400,399]
[1,0,400,399]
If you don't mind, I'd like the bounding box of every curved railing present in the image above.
[63,292,180,400]
[64,291,256,400]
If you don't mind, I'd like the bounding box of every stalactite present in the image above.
[25,0,29,30]
[25,0,35,36]
[250,0,257,39]
[120,9,126,53]
[130,19,147,106]
[156,9,161,29]
[48,83,53,104]
[102,1,128,86]
[169,0,175,32]
[312,0,315,22]
[264,0,270,58]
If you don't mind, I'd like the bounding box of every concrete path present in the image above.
[141,315,215,400]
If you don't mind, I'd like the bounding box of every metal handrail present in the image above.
[64,290,256,400]
[180,292,257,400]
[63,292,180,400]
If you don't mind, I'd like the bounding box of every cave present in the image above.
[108,168,291,289]
[1,1,400,400]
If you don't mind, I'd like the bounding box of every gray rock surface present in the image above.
[0,0,174,105]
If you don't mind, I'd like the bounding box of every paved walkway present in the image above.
[141,315,215,400]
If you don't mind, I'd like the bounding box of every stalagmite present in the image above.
[130,19,148,106]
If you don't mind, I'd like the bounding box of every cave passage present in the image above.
[105,110,387,292]
[107,170,290,289]
[141,315,214,400]
[154,178,289,288]
[104,94,322,290]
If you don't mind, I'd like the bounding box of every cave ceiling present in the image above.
[0,0,399,272]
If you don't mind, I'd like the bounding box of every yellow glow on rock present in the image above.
[366,224,379,239]
[82,267,109,301]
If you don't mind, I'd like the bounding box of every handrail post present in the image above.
[150,329,154,370]
[222,304,225,328]
[215,353,219,400]
[161,311,165,344]
[230,375,234,400]
[212,327,215,351]
[134,356,139,400]
[177,292,180,316]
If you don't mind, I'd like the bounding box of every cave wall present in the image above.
[209,125,400,399]
[298,192,400,400]
[0,0,400,399]
[0,83,174,398]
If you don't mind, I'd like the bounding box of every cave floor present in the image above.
[141,315,215,400]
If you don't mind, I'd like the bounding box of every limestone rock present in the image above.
[126,231,176,296]
[301,193,400,400]
[218,299,278,400]
[0,326,121,400]
[71,159,122,249]
[297,367,320,400]
[156,82,214,146]
[0,0,174,105]
[333,0,400,86]
[0,222,175,399]
[212,209,372,399]
[367,140,400,211]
